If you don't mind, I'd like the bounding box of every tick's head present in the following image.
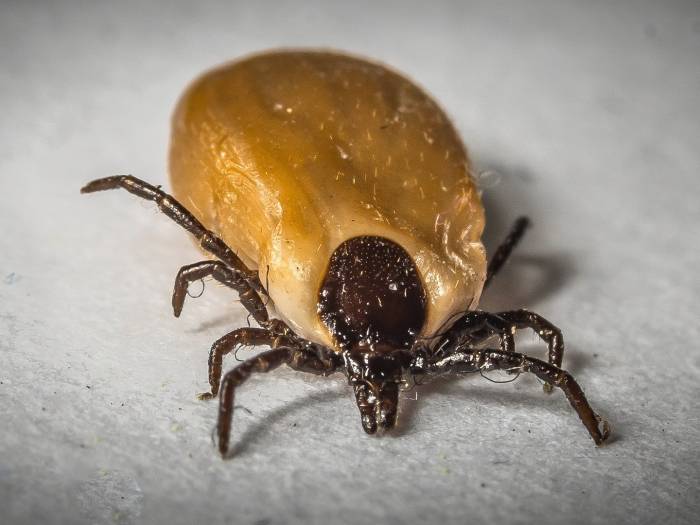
[343,344,410,385]
[343,346,412,433]
[318,235,427,433]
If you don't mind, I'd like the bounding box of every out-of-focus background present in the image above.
[1,1,699,524]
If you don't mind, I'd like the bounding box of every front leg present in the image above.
[495,309,564,368]
[433,311,515,357]
[428,348,610,445]
[435,309,564,392]
[197,327,295,400]
[217,347,341,457]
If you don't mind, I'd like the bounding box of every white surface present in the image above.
[1,1,699,524]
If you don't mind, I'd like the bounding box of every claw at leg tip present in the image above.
[197,392,215,401]
[218,438,231,458]
[601,419,611,443]
[594,415,611,446]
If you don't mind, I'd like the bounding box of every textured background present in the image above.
[1,1,699,524]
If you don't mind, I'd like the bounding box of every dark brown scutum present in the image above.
[318,236,426,350]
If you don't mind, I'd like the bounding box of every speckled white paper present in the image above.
[1,1,699,524]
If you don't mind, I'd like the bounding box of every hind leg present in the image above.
[484,216,530,288]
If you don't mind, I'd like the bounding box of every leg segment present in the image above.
[197,327,293,400]
[287,345,342,375]
[484,216,530,288]
[172,260,269,327]
[433,311,514,356]
[428,348,610,445]
[434,309,563,390]
[217,347,340,456]
[496,309,564,369]
[81,175,263,292]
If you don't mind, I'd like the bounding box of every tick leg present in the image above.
[433,310,514,355]
[172,260,269,327]
[81,175,263,292]
[494,310,565,385]
[484,216,530,288]
[429,348,610,445]
[217,347,340,457]
[287,345,342,376]
[433,309,562,392]
[197,327,294,400]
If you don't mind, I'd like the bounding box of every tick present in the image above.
[82,50,609,456]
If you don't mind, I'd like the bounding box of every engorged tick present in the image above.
[82,50,610,457]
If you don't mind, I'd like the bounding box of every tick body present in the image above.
[82,50,609,456]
